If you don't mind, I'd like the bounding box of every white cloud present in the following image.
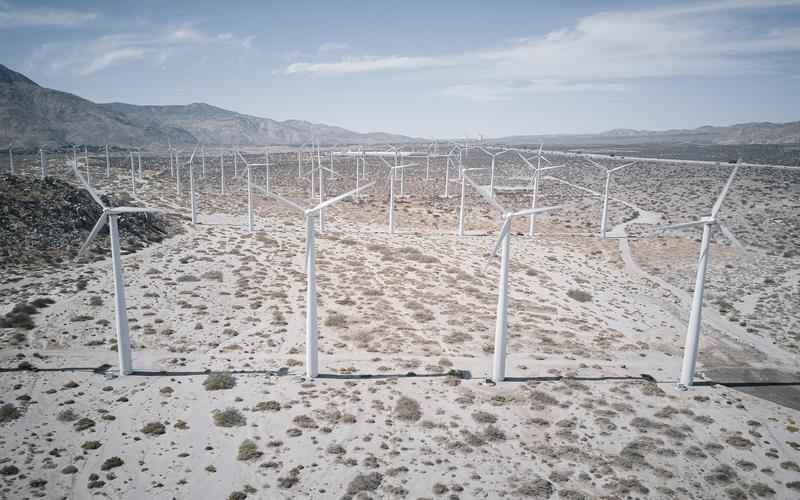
[0,4,98,28]
[285,56,449,75]
[442,80,627,102]
[284,0,800,99]
[30,24,256,75]
[81,48,147,75]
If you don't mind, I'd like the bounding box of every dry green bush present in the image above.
[395,396,422,422]
[567,289,592,303]
[237,439,262,461]
[203,372,237,390]
[213,408,246,427]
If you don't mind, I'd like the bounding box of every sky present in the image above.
[1,0,800,138]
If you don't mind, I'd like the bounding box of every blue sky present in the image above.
[1,0,799,138]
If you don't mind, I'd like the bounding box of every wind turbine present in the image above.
[458,168,489,236]
[255,182,374,378]
[236,150,263,232]
[129,152,136,195]
[71,163,162,376]
[379,156,418,234]
[105,145,110,177]
[655,166,740,389]
[478,147,509,197]
[487,201,565,382]
[8,145,13,175]
[137,150,143,181]
[168,139,174,177]
[219,150,225,195]
[585,158,636,239]
[517,147,565,237]
[39,148,47,179]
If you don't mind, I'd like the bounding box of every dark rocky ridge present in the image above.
[0,175,176,269]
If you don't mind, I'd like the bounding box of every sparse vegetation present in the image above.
[213,408,246,427]
[203,372,237,390]
[567,289,593,302]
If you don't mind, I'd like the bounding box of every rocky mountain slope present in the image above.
[0,64,418,148]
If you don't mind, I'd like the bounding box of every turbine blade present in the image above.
[308,181,375,214]
[77,213,108,258]
[611,161,637,172]
[463,173,505,214]
[711,165,739,218]
[70,160,106,209]
[491,217,513,258]
[186,144,198,165]
[108,207,162,214]
[718,223,746,253]
[585,158,605,170]
[393,163,419,169]
[516,151,535,169]
[252,185,306,213]
[510,204,567,218]
[654,218,711,232]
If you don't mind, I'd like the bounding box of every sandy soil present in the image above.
[1,150,799,499]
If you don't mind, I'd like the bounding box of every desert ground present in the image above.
[1,147,799,500]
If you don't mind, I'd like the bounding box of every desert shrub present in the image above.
[0,403,21,423]
[213,408,246,427]
[483,425,507,441]
[394,396,422,422]
[81,441,102,450]
[141,422,166,435]
[176,274,200,282]
[347,472,383,495]
[100,457,123,470]
[203,372,237,390]
[73,418,95,431]
[324,312,348,328]
[57,409,79,422]
[254,401,281,412]
[567,289,592,303]
[472,410,498,424]
[237,439,262,461]
[202,270,224,281]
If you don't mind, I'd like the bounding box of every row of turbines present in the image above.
[10,140,745,390]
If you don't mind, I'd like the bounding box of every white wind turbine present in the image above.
[71,163,162,376]
[458,167,489,236]
[379,156,418,234]
[219,149,226,195]
[586,158,636,239]
[478,147,510,196]
[255,182,375,378]
[236,149,264,232]
[128,151,136,194]
[105,145,110,177]
[39,147,47,179]
[8,145,14,175]
[486,200,565,382]
[655,166,741,389]
[517,147,566,236]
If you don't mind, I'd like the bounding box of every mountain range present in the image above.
[0,64,419,148]
[2,63,798,149]
[493,122,800,146]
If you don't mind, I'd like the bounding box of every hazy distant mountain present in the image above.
[0,64,419,148]
[494,121,800,146]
